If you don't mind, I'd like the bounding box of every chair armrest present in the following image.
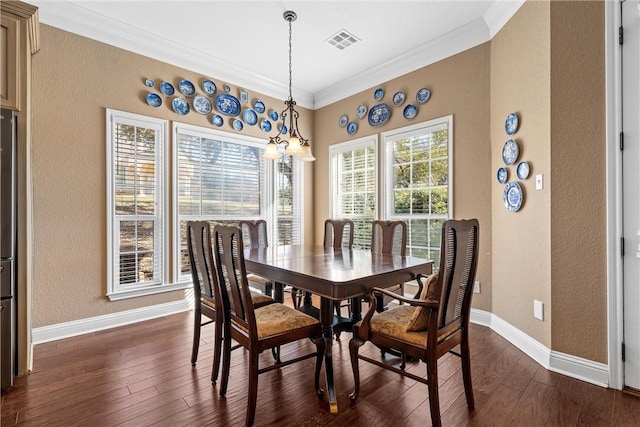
[371,287,439,309]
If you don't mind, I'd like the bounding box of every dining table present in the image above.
[244,244,433,414]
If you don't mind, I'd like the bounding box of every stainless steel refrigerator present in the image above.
[1,108,16,390]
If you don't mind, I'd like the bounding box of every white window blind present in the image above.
[107,110,168,299]
[382,116,453,268]
[329,136,377,248]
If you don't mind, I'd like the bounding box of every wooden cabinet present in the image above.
[1,13,20,110]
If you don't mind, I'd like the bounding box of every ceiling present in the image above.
[32,1,523,108]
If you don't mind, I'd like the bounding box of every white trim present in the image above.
[483,0,526,39]
[32,299,191,345]
[107,282,189,301]
[606,0,624,391]
[471,309,610,388]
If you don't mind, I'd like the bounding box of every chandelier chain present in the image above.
[288,18,293,100]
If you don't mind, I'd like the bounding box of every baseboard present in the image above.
[471,309,609,387]
[32,299,190,344]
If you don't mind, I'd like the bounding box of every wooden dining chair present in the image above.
[348,219,480,427]
[186,221,273,379]
[212,225,326,426]
[371,220,408,311]
[238,220,274,297]
[292,219,355,309]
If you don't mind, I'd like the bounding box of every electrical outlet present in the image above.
[473,281,480,293]
[534,300,544,320]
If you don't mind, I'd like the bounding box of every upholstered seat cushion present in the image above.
[247,273,271,285]
[201,296,216,309]
[358,306,428,347]
[250,291,274,307]
[251,303,319,339]
[406,273,439,332]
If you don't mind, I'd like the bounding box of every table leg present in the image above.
[349,296,362,324]
[320,297,338,414]
[274,282,284,303]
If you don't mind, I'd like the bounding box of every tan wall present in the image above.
[31,25,314,327]
[491,1,552,347]
[313,44,493,312]
[549,1,607,362]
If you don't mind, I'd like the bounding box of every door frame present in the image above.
[606,0,623,390]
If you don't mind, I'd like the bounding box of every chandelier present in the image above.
[263,10,315,162]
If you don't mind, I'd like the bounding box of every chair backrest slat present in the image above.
[437,219,479,328]
[186,221,216,301]
[371,220,407,256]
[324,219,355,249]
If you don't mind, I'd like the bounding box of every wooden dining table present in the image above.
[244,244,433,414]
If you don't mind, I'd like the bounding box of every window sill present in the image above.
[107,282,190,301]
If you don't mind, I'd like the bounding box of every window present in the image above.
[106,109,175,300]
[173,123,302,282]
[329,136,377,248]
[382,116,453,268]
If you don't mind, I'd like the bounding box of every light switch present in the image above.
[534,300,544,320]
[535,174,543,190]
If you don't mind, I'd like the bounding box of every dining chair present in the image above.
[186,221,273,379]
[348,219,480,427]
[212,225,326,426]
[238,220,274,297]
[292,219,355,310]
[371,220,408,311]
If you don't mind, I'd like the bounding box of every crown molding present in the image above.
[483,0,526,39]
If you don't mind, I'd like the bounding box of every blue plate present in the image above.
[347,121,358,135]
[145,78,154,88]
[269,110,279,121]
[374,88,384,101]
[211,115,223,127]
[516,161,530,180]
[503,182,523,212]
[202,79,217,95]
[278,123,287,134]
[260,119,272,132]
[233,119,244,132]
[416,88,431,104]
[368,103,391,127]
[172,97,190,115]
[356,104,367,119]
[215,94,241,116]
[393,91,405,106]
[160,81,175,96]
[505,112,519,135]
[339,114,348,128]
[497,167,508,184]
[224,84,231,93]
[243,108,258,126]
[502,139,519,165]
[253,100,266,114]
[403,104,418,120]
[193,95,212,115]
[146,92,162,108]
[178,79,196,96]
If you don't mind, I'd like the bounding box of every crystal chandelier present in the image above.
[263,10,315,162]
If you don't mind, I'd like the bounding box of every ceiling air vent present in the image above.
[326,29,360,50]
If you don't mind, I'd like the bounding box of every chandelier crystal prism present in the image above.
[263,10,315,162]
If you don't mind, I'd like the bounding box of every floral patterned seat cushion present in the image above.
[235,303,320,339]
[363,306,429,347]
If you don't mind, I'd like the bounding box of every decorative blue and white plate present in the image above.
[260,119,272,132]
[505,112,519,135]
[347,121,358,135]
[416,88,431,104]
[224,84,231,93]
[202,79,217,95]
[146,92,162,108]
[211,115,223,127]
[374,88,384,101]
[243,108,258,126]
[233,119,244,131]
[516,161,530,180]
[215,94,241,116]
[403,104,418,120]
[178,79,196,97]
[503,182,523,212]
[278,123,287,134]
[497,167,508,184]
[172,97,190,115]
[269,110,279,121]
[253,100,266,114]
[160,81,175,96]
[339,114,348,128]
[145,78,155,88]
[502,139,519,165]
[193,95,212,115]
[356,104,367,119]
[393,91,406,106]
[368,103,391,127]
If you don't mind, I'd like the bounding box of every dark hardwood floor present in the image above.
[2,301,640,426]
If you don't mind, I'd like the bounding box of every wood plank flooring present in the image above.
[2,305,640,426]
